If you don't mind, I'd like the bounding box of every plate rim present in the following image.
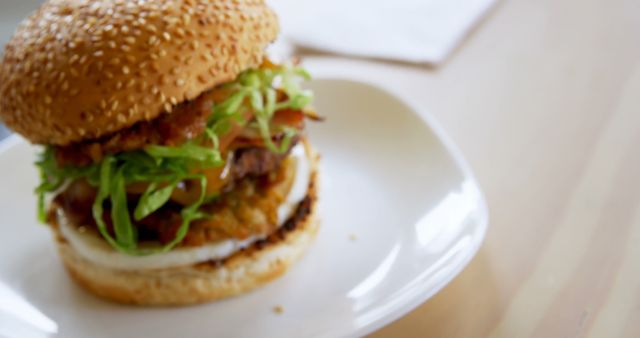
[0,78,489,338]
[306,77,489,338]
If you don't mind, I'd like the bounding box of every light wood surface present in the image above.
[302,0,640,336]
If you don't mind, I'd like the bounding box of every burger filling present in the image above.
[54,143,313,271]
[36,61,318,256]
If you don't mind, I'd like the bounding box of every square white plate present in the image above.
[0,78,487,338]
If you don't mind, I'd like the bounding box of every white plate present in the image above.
[0,79,488,338]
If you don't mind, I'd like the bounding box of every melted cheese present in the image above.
[58,143,312,271]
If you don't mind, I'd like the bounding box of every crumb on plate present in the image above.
[273,305,284,314]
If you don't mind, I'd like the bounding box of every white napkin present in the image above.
[269,0,497,64]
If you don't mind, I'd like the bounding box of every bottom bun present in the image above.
[51,163,319,306]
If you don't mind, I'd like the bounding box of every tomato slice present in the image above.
[170,152,233,205]
[271,109,305,129]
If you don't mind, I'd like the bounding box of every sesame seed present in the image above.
[122,66,130,74]
[175,79,185,86]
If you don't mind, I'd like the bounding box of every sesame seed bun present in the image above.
[0,0,279,145]
[50,154,319,306]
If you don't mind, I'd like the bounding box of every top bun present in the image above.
[0,0,279,145]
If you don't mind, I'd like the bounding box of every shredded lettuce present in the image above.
[91,156,121,251]
[235,64,313,153]
[134,181,176,221]
[35,63,313,255]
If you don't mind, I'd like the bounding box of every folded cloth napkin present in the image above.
[268,0,497,64]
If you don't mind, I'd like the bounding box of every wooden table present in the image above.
[301,0,640,336]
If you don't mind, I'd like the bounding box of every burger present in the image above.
[0,0,320,305]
